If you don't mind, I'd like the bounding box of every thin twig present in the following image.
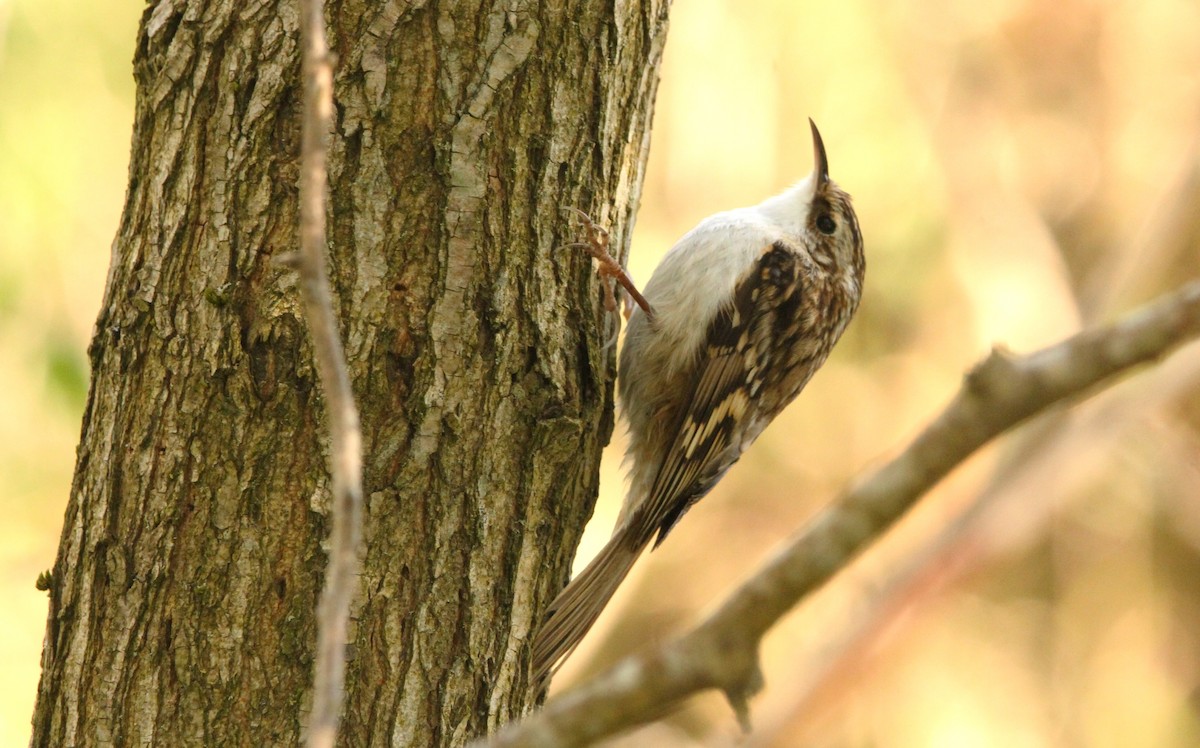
[297,1,364,747]
[746,346,1200,744]
[486,279,1200,747]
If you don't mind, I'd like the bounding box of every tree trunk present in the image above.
[31,1,670,745]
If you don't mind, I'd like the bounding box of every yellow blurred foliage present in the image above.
[2,0,1199,746]
[0,0,140,744]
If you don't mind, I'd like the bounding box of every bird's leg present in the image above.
[562,208,655,322]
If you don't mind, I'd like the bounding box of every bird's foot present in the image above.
[561,207,655,322]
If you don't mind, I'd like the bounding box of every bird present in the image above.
[534,120,865,683]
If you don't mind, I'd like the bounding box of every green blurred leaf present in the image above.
[43,331,88,409]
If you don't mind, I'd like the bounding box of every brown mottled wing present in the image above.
[634,242,804,547]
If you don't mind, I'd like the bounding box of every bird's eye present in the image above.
[816,214,837,235]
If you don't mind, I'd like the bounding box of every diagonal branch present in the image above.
[295,1,364,747]
[488,279,1200,748]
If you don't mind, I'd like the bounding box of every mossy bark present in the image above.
[31,1,670,745]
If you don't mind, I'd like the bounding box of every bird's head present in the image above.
[800,119,865,281]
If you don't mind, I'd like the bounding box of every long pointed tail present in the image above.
[532,525,646,683]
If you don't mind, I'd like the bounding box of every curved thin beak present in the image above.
[809,118,829,188]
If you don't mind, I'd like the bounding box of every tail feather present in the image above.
[532,525,646,683]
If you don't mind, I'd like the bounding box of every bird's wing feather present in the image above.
[634,241,803,545]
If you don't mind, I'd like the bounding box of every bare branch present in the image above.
[296,1,364,747]
[490,279,1200,747]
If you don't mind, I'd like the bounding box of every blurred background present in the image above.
[0,0,142,744]
[2,0,1199,746]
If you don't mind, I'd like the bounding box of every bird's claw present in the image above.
[560,208,655,323]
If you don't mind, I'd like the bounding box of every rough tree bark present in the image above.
[31,1,670,746]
